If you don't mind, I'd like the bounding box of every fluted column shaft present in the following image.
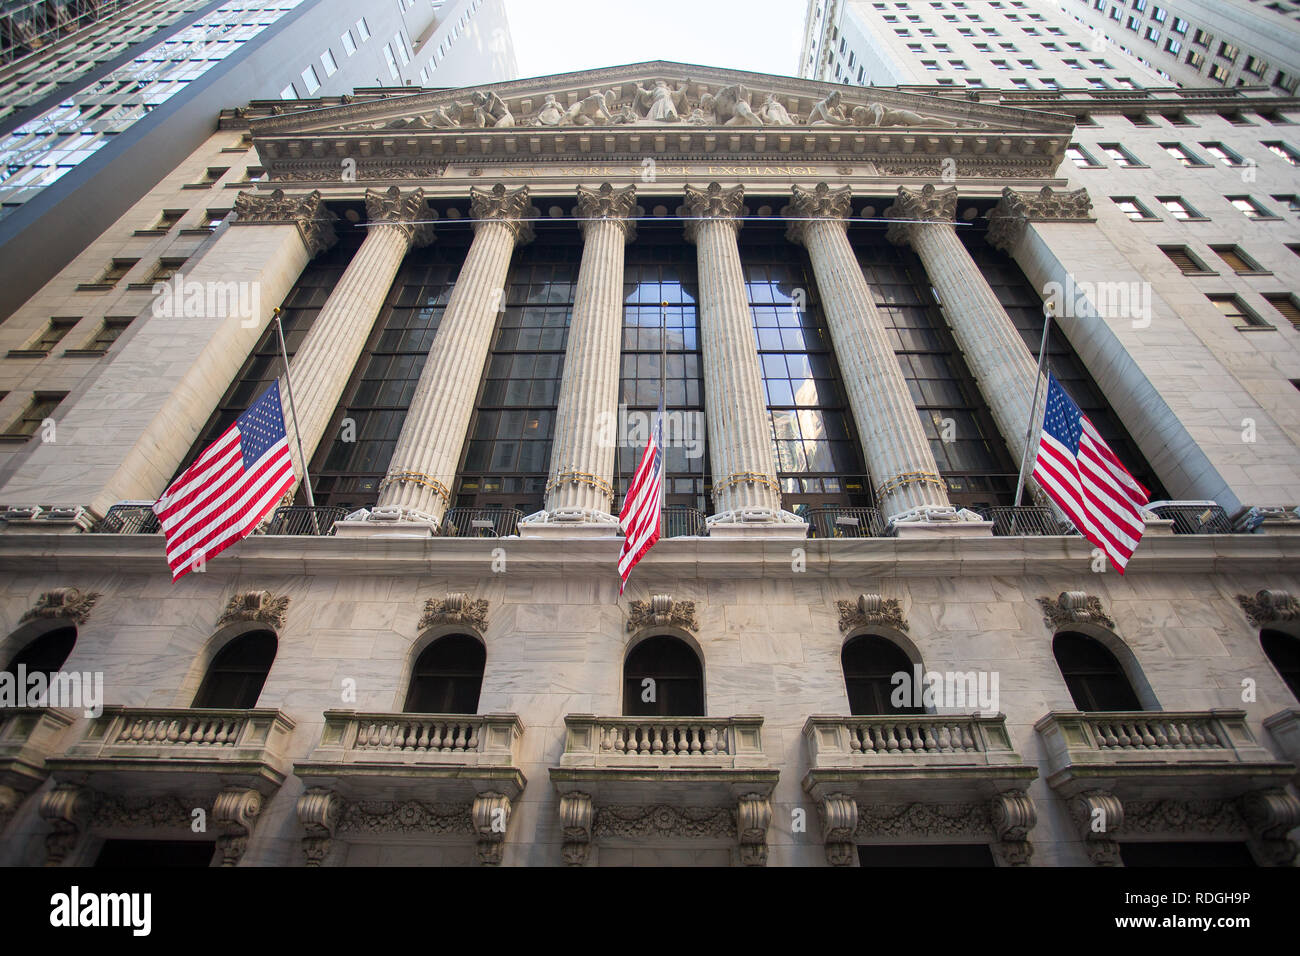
[685,183,783,520]
[374,184,532,525]
[541,184,635,518]
[284,187,433,487]
[887,185,1043,470]
[789,184,952,520]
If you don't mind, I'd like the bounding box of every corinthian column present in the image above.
[338,184,533,537]
[684,182,804,537]
[787,183,982,535]
[283,186,434,491]
[521,183,635,537]
[885,185,1045,479]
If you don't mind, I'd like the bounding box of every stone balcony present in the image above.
[800,714,1038,866]
[549,715,779,866]
[1035,709,1300,865]
[293,711,526,865]
[0,707,76,831]
[39,706,295,865]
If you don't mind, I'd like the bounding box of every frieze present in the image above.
[854,801,992,838]
[90,793,196,830]
[1123,799,1247,835]
[337,799,475,835]
[592,804,735,839]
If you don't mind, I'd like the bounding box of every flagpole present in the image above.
[659,300,668,513]
[1011,300,1054,519]
[273,307,317,510]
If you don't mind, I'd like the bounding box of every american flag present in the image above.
[1032,373,1149,574]
[618,404,665,594]
[154,381,296,581]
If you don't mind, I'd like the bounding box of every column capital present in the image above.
[987,185,1094,252]
[883,183,958,246]
[365,185,436,247]
[575,182,637,242]
[470,183,535,244]
[232,188,337,257]
[683,181,745,242]
[784,182,853,245]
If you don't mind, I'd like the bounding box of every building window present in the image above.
[843,634,922,715]
[1066,144,1102,168]
[1227,195,1275,220]
[202,208,231,231]
[357,17,371,41]
[1217,41,1239,62]
[25,318,76,353]
[279,84,296,100]
[1157,196,1201,220]
[1262,294,1300,330]
[1160,245,1211,274]
[1100,144,1143,167]
[1208,63,1229,83]
[1208,293,1269,328]
[383,44,400,80]
[623,636,704,717]
[1053,632,1143,711]
[1261,630,1300,701]
[2,392,65,438]
[188,166,228,188]
[84,317,132,352]
[3,624,77,674]
[1274,194,1300,214]
[147,257,187,282]
[1112,196,1157,220]
[1161,143,1207,167]
[321,49,338,77]
[97,258,137,286]
[149,209,184,232]
[301,65,320,94]
[1200,141,1245,166]
[404,635,484,714]
[341,30,356,56]
[1262,141,1300,166]
[192,631,277,709]
[1210,245,1267,274]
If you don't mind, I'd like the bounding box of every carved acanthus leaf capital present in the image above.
[785,182,853,245]
[1038,591,1115,631]
[1236,589,1299,628]
[232,188,337,257]
[884,183,958,247]
[20,587,100,626]
[626,594,699,634]
[470,183,535,244]
[217,590,291,631]
[575,183,637,241]
[987,185,1093,251]
[836,593,908,634]
[364,185,435,247]
[683,181,745,242]
[419,592,489,633]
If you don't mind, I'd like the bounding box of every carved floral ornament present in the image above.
[19,587,100,626]
[419,592,489,633]
[216,590,291,631]
[1237,589,1300,628]
[835,593,908,634]
[986,186,1095,251]
[626,595,699,635]
[1037,591,1115,631]
[230,188,337,258]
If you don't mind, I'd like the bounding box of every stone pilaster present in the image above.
[787,183,980,533]
[281,186,434,490]
[341,184,533,535]
[986,185,1094,255]
[521,183,635,536]
[885,185,1047,494]
[685,182,804,537]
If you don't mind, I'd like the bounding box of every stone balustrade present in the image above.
[301,710,523,768]
[804,713,1025,768]
[1035,709,1276,770]
[559,714,768,770]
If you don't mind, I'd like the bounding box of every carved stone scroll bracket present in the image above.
[1038,591,1115,631]
[419,592,489,633]
[987,185,1093,252]
[38,783,91,866]
[836,593,908,634]
[737,793,773,867]
[558,792,593,866]
[217,590,291,631]
[626,594,699,634]
[818,793,859,867]
[19,587,100,626]
[296,787,343,867]
[1236,589,1300,628]
[1238,788,1300,866]
[990,789,1036,867]
[1068,790,1124,866]
[471,791,513,865]
[0,784,21,833]
[212,787,263,867]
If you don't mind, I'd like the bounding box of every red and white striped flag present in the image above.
[618,408,664,594]
[154,381,296,581]
[1032,373,1148,574]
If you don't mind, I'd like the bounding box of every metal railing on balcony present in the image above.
[1146,501,1235,535]
[804,506,885,539]
[985,506,1076,537]
[264,505,347,536]
[661,506,706,538]
[442,507,523,538]
[92,503,160,534]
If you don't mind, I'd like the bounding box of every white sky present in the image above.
[502,0,807,80]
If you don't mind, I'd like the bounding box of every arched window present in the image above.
[623,636,703,717]
[1053,632,1142,711]
[842,634,922,715]
[1261,629,1300,701]
[192,630,276,709]
[5,625,77,675]
[404,634,485,714]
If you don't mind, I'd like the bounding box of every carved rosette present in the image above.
[38,783,91,865]
[683,181,745,242]
[296,788,343,866]
[575,182,637,241]
[217,590,291,630]
[419,592,489,633]
[836,593,908,634]
[736,793,773,867]
[19,587,100,626]
[365,185,435,247]
[818,793,859,867]
[471,791,513,865]
[626,594,699,634]
[1038,591,1115,631]
[784,182,853,245]
[469,183,535,244]
[990,789,1036,867]
[987,185,1093,251]
[231,188,337,257]
[1236,589,1299,628]
[213,787,263,867]
[558,792,593,866]
[1068,790,1124,866]
[884,183,958,246]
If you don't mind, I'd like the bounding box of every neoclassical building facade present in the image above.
[1,62,1299,867]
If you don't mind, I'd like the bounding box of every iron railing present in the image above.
[442,508,523,537]
[985,506,1075,536]
[1147,501,1235,535]
[92,503,160,534]
[804,506,885,539]
[661,506,706,538]
[264,506,347,536]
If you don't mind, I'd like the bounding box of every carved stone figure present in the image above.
[565,89,617,125]
[853,102,953,128]
[725,100,764,127]
[636,80,688,122]
[534,94,565,126]
[758,93,795,126]
[471,90,514,127]
[429,104,462,128]
[808,90,851,126]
